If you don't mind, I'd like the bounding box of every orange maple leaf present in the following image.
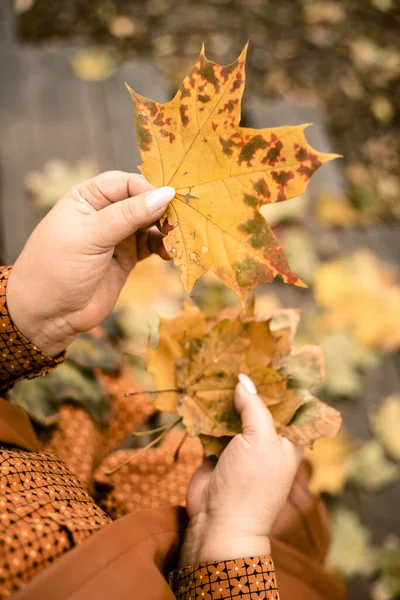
[127,44,337,303]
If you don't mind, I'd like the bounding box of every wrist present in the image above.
[180,514,271,567]
[6,283,75,357]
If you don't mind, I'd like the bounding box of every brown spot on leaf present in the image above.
[253,178,271,199]
[199,61,220,92]
[297,163,321,179]
[272,170,294,186]
[136,115,152,152]
[180,85,191,99]
[219,136,235,157]
[294,145,322,179]
[180,105,189,127]
[198,94,211,103]
[238,135,268,166]
[153,113,164,127]
[212,122,218,131]
[236,256,274,288]
[243,194,258,208]
[277,188,287,203]
[230,72,243,92]
[143,101,157,117]
[218,99,239,115]
[239,213,277,251]
[165,117,172,126]
[295,146,308,161]
[221,62,237,81]
[261,141,283,165]
[169,133,175,143]
[160,129,169,137]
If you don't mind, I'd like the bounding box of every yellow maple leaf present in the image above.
[315,249,400,351]
[370,395,400,461]
[146,303,341,455]
[127,44,336,303]
[305,435,354,495]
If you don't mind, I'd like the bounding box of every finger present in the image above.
[74,171,155,211]
[186,458,214,517]
[146,229,172,261]
[234,374,278,445]
[280,436,303,469]
[92,186,176,249]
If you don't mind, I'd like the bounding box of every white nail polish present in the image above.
[145,186,175,212]
[239,373,257,395]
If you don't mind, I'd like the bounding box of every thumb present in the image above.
[92,186,176,248]
[234,373,278,445]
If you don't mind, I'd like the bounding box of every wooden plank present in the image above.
[0,44,115,263]
[0,0,16,50]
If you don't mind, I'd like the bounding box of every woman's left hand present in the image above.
[6,170,175,356]
[180,374,302,566]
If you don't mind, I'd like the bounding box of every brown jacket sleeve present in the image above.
[0,266,64,394]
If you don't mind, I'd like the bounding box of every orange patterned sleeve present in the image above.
[0,266,65,394]
[169,556,280,599]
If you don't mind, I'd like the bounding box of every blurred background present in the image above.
[0,1,399,598]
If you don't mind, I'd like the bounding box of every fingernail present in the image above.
[238,373,257,395]
[145,186,175,212]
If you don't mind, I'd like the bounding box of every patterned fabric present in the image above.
[0,266,279,599]
[0,267,65,394]
[95,430,203,519]
[169,556,279,599]
[0,446,111,598]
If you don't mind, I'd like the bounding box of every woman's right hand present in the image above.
[181,374,303,566]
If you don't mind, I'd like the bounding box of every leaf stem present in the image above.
[104,417,183,476]
[124,388,183,398]
[173,433,189,462]
[132,423,172,437]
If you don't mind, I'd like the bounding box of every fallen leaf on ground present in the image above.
[315,191,379,227]
[116,255,184,356]
[370,96,395,124]
[71,48,117,81]
[315,249,400,352]
[305,435,353,495]
[326,508,374,578]
[370,395,400,461]
[25,160,97,211]
[108,15,138,38]
[303,2,345,24]
[67,332,121,375]
[128,44,336,303]
[372,537,400,600]
[322,331,379,397]
[10,361,111,427]
[347,440,398,491]
[280,226,319,285]
[192,271,238,316]
[147,303,341,455]
[295,314,379,398]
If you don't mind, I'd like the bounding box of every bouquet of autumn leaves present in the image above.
[146,303,341,457]
[126,43,342,456]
